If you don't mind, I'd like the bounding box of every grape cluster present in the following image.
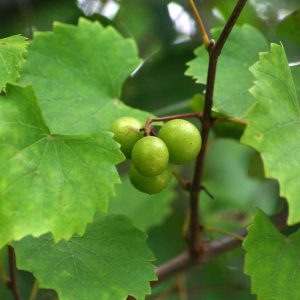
[110,117,202,194]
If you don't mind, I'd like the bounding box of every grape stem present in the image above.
[143,113,246,136]
[143,112,202,136]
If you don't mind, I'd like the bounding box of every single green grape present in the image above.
[110,117,143,158]
[129,164,172,194]
[158,119,201,164]
[131,136,169,176]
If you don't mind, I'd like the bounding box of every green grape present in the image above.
[131,136,169,176]
[110,117,143,158]
[129,164,172,194]
[158,119,201,164]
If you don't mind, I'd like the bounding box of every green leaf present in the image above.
[19,18,150,135]
[109,176,175,231]
[0,84,123,247]
[243,210,300,300]
[0,35,28,92]
[185,24,268,118]
[241,44,300,225]
[14,214,156,300]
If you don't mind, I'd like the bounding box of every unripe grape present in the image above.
[129,164,172,194]
[158,119,201,164]
[131,136,169,176]
[110,117,143,158]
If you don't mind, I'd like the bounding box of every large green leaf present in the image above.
[185,25,268,118]
[14,214,156,300]
[109,176,175,231]
[19,18,150,135]
[0,84,123,247]
[0,35,27,91]
[243,210,300,300]
[241,44,300,225]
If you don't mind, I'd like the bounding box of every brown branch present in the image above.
[152,209,287,286]
[127,209,287,299]
[188,56,216,256]
[127,1,250,299]
[187,0,248,258]
[213,0,248,57]
[7,246,22,300]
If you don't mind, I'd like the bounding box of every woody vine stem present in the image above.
[188,0,248,257]
[132,1,250,297]
[128,4,250,299]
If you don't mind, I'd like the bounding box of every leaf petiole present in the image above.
[188,0,211,48]
[204,226,245,241]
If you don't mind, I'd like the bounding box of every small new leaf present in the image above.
[14,214,157,300]
[244,210,300,300]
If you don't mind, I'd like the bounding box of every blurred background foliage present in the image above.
[0,0,299,299]
[1,0,300,113]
